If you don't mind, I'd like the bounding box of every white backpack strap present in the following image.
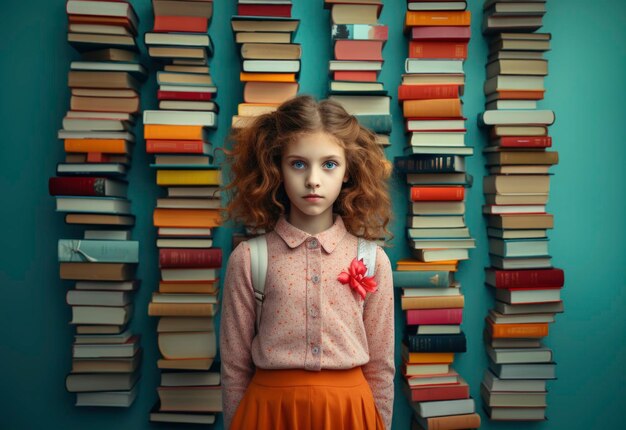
[247,236,268,333]
[357,238,377,277]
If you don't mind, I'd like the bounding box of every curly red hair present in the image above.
[223,95,392,241]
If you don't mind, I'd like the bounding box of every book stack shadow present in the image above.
[49,0,147,408]
[324,0,391,146]
[143,0,222,425]
[393,2,480,429]
[230,1,300,131]
[479,0,564,422]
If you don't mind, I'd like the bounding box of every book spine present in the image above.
[148,302,215,317]
[488,321,549,338]
[405,11,471,27]
[401,295,465,311]
[395,155,465,174]
[49,177,100,196]
[405,333,467,353]
[153,15,208,33]
[393,270,450,288]
[237,4,291,17]
[492,268,564,288]
[58,239,139,263]
[159,248,222,268]
[60,262,135,281]
[332,24,389,41]
[157,90,213,101]
[408,41,468,60]
[146,139,205,154]
[403,99,462,118]
[406,308,464,325]
[410,186,465,202]
[410,26,471,41]
[398,84,460,101]
[424,413,481,430]
[333,71,377,82]
[411,384,470,402]
[495,136,552,148]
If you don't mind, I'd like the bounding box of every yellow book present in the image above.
[156,170,221,186]
[240,72,296,82]
[238,103,279,116]
[396,259,458,272]
[145,124,206,140]
[401,343,455,364]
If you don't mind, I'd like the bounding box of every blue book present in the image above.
[58,239,139,263]
[488,238,549,258]
[393,270,451,288]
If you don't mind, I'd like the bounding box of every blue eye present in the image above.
[292,160,306,169]
[323,161,338,169]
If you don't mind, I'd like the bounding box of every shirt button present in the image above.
[311,346,320,355]
[308,239,318,249]
[311,275,320,284]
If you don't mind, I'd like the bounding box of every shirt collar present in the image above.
[274,215,348,254]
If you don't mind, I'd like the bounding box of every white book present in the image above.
[414,398,475,418]
[405,59,464,74]
[143,110,216,127]
[243,60,300,72]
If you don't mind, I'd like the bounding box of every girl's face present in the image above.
[281,131,348,234]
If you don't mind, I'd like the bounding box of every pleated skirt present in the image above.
[230,367,385,430]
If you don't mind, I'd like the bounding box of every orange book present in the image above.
[153,15,208,33]
[64,139,129,154]
[334,40,383,61]
[410,186,465,202]
[148,302,215,317]
[405,11,471,27]
[403,99,462,118]
[408,41,468,59]
[240,72,296,82]
[396,259,458,272]
[86,152,105,163]
[144,124,206,140]
[153,208,222,228]
[159,281,219,294]
[493,90,545,100]
[401,295,465,311]
[68,14,135,31]
[486,319,549,338]
[402,344,455,364]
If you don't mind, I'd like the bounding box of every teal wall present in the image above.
[1,0,624,428]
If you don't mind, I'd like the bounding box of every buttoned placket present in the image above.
[304,236,322,370]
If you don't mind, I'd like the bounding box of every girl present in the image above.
[220,95,394,430]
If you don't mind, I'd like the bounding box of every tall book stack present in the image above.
[479,0,564,422]
[143,0,223,425]
[394,2,480,429]
[49,0,146,408]
[230,1,300,131]
[325,0,391,146]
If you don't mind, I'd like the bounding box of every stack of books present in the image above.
[325,0,391,145]
[479,0,563,422]
[395,2,474,264]
[395,259,481,430]
[143,0,223,425]
[230,1,300,130]
[49,0,146,407]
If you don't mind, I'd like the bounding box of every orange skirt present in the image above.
[230,367,385,430]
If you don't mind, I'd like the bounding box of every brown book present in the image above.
[236,32,291,44]
[241,43,301,60]
[148,302,216,317]
[70,95,139,114]
[65,213,135,226]
[331,4,380,25]
[159,281,218,294]
[71,351,141,373]
[413,413,481,430]
[158,357,214,371]
[157,317,215,333]
[487,214,554,230]
[68,71,139,90]
[157,386,222,412]
[485,150,558,166]
[81,48,138,62]
[153,0,213,18]
[483,175,550,194]
[484,193,548,205]
[60,262,136,281]
[401,295,465,311]
[486,59,548,78]
[243,81,298,104]
[75,324,126,335]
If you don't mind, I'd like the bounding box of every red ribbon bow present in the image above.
[337,258,378,300]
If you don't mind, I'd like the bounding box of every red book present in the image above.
[410,186,465,202]
[406,308,463,325]
[159,248,222,269]
[237,4,292,17]
[411,26,471,42]
[485,268,565,289]
[87,152,105,163]
[398,84,460,101]
[334,40,383,61]
[146,140,209,154]
[153,15,208,33]
[493,136,552,148]
[48,177,126,196]
[409,41,468,59]
[333,71,378,82]
[408,381,470,402]
[157,90,213,101]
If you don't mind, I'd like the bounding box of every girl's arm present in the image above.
[220,242,256,429]
[362,246,395,430]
